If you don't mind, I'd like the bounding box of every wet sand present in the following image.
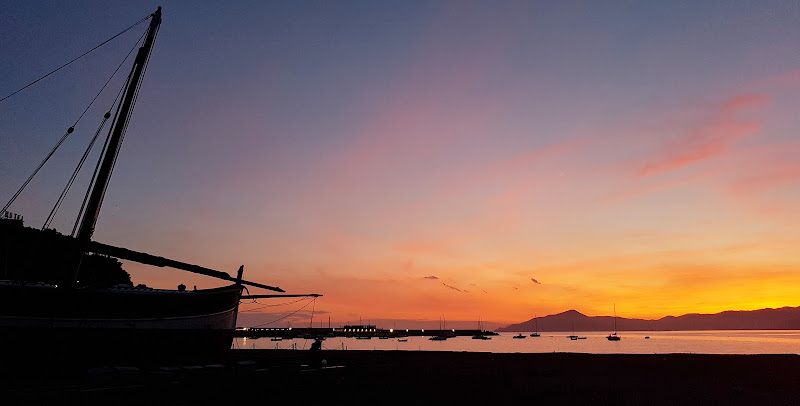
[4,350,799,404]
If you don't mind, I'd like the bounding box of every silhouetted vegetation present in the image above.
[0,218,132,287]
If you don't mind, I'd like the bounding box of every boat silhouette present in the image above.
[530,314,541,337]
[567,322,585,340]
[0,7,318,363]
[472,317,491,340]
[607,304,621,341]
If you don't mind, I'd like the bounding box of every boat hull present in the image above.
[0,281,242,364]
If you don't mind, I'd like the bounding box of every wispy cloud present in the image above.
[442,283,464,292]
[636,94,769,178]
[729,166,800,196]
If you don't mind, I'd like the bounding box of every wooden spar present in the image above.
[76,8,162,244]
[70,7,162,285]
[89,241,284,292]
[241,294,322,299]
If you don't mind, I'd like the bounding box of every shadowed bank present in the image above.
[3,350,799,404]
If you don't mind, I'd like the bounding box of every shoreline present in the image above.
[5,350,799,404]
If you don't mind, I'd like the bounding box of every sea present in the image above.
[234,330,800,354]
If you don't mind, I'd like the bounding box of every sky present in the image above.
[2,0,800,328]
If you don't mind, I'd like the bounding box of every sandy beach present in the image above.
[4,349,799,405]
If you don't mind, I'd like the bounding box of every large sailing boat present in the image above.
[0,7,316,363]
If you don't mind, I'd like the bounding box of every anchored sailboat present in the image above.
[472,317,491,340]
[606,304,621,341]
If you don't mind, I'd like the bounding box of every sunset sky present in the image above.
[2,1,800,328]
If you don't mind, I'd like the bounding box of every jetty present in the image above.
[235,325,499,339]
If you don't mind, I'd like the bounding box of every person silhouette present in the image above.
[309,339,322,367]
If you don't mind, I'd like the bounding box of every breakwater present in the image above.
[235,325,499,338]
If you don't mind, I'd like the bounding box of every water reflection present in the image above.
[234,330,800,354]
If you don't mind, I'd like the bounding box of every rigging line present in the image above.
[1,129,72,216]
[250,298,316,328]
[71,48,137,235]
[43,114,111,230]
[240,298,305,312]
[309,297,316,328]
[103,23,160,209]
[44,32,147,230]
[240,298,308,312]
[72,72,133,236]
[1,26,147,220]
[0,13,152,104]
[73,29,148,126]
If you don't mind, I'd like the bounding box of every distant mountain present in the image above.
[497,307,800,332]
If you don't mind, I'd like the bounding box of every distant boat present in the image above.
[472,317,491,340]
[513,333,526,339]
[568,322,585,340]
[398,338,408,342]
[356,336,372,340]
[607,304,621,341]
[530,314,541,337]
[430,315,450,340]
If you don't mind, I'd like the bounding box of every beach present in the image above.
[5,350,799,404]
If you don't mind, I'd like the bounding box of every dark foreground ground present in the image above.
[3,350,799,405]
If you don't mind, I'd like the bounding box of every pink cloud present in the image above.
[636,94,769,178]
[598,168,720,204]
[730,166,800,196]
[403,137,590,213]
[751,70,800,89]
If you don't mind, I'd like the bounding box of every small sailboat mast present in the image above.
[607,303,621,341]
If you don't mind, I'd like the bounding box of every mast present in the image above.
[76,7,162,243]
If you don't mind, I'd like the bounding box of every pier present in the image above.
[235,325,498,339]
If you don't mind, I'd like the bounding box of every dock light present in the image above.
[406,329,409,332]
[452,329,455,332]
[421,329,424,333]
[390,329,394,333]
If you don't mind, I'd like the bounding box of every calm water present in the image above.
[235,330,800,354]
